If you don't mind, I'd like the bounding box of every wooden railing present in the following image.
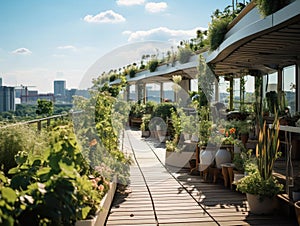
[0,111,82,131]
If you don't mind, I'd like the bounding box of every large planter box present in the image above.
[76,176,117,226]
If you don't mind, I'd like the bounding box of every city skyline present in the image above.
[0,0,232,93]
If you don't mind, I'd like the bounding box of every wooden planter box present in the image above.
[75,176,117,226]
[130,117,142,127]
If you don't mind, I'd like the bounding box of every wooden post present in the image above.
[277,67,283,93]
[229,77,234,111]
[37,120,42,131]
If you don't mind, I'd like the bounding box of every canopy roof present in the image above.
[206,0,300,76]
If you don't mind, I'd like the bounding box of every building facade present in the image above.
[0,86,15,112]
[54,80,66,97]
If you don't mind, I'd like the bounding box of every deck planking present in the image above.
[105,129,298,226]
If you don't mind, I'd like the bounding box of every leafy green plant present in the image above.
[0,171,18,226]
[208,16,231,51]
[0,125,47,175]
[151,103,176,121]
[208,3,247,51]
[36,99,53,116]
[256,118,281,180]
[236,113,283,199]
[148,59,159,72]
[129,102,146,118]
[178,47,192,64]
[129,68,136,78]
[236,171,283,199]
[145,101,157,114]
[266,91,278,114]
[140,114,151,131]
[255,0,291,17]
[7,124,106,225]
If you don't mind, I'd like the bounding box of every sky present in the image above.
[0,0,233,93]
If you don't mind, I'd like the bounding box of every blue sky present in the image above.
[0,0,232,93]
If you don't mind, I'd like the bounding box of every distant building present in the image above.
[0,86,15,112]
[65,88,90,103]
[54,80,66,102]
[0,77,2,87]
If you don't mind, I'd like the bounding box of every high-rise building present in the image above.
[0,86,15,112]
[54,80,66,97]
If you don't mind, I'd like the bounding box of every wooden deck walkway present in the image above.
[105,129,298,226]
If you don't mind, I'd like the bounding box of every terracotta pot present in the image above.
[240,133,249,145]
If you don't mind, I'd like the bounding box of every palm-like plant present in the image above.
[256,113,280,180]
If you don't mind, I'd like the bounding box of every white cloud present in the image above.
[84,10,126,23]
[123,26,205,43]
[12,48,32,55]
[145,2,167,13]
[57,45,77,51]
[116,0,145,6]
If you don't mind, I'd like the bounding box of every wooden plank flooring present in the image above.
[105,129,298,226]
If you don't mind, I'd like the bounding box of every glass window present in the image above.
[283,65,296,114]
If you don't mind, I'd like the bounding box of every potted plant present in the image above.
[140,114,151,137]
[129,102,145,127]
[236,120,250,145]
[235,114,283,214]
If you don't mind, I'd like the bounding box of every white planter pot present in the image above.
[76,176,117,226]
[215,148,231,169]
[199,148,216,171]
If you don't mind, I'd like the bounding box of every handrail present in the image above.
[0,111,83,131]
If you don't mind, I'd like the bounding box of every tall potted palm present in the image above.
[235,113,283,214]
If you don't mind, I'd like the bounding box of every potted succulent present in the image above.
[235,114,283,214]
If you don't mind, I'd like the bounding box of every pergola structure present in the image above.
[120,54,200,104]
[205,0,300,112]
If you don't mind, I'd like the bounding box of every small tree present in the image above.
[36,99,53,116]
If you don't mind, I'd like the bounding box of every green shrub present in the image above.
[208,17,231,51]
[0,171,17,226]
[152,103,176,121]
[148,59,159,72]
[178,48,192,64]
[255,0,291,17]
[236,171,283,199]
[8,124,106,225]
[0,125,47,175]
[129,68,136,78]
